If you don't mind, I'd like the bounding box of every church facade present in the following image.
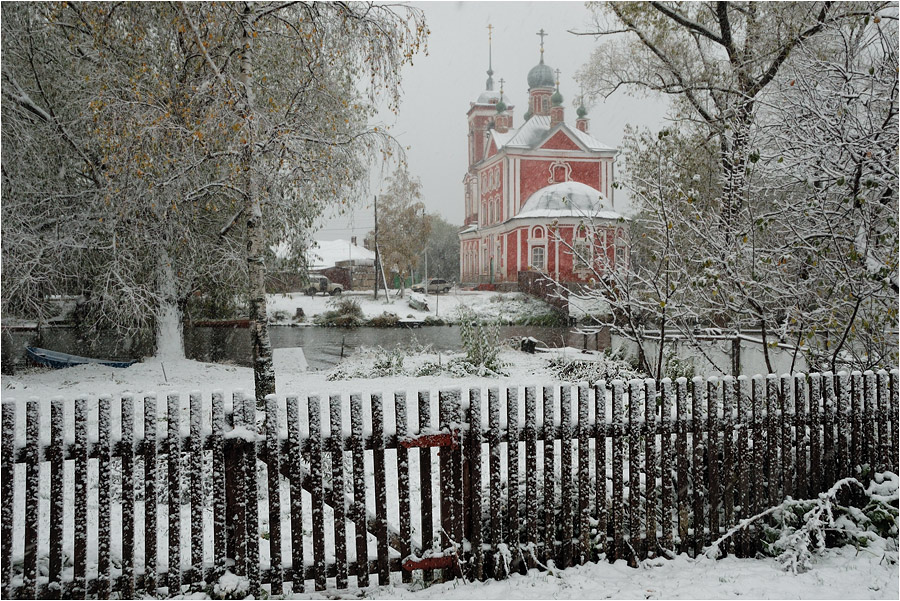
[459,33,627,285]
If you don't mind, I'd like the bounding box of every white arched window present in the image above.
[529,226,546,270]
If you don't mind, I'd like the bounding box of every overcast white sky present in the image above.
[315,1,670,241]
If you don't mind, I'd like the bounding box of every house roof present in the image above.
[490,115,615,153]
[512,181,622,221]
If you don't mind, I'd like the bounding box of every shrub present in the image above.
[314,297,364,327]
[367,312,399,328]
[456,305,505,374]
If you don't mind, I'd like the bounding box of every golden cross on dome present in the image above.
[555,68,561,87]
[537,28,548,57]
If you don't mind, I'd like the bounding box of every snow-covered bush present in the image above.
[545,350,646,385]
[457,305,505,374]
[314,297,365,327]
[707,472,899,574]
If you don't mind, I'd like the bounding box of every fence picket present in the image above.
[808,376,821,495]
[823,374,837,486]
[285,396,304,593]
[143,395,158,595]
[737,376,752,556]
[594,382,608,558]
[0,402,12,597]
[190,392,204,590]
[876,371,890,473]
[329,394,349,589]
[49,399,65,596]
[628,380,641,563]
[675,378,689,555]
[779,376,793,500]
[644,379,658,557]
[721,377,735,553]
[97,396,112,599]
[659,379,674,555]
[560,385,574,570]
[309,395,327,591]
[466,388,484,580]
[794,376,808,500]
[765,376,779,508]
[24,400,40,599]
[524,386,538,569]
[506,386,522,571]
[74,397,88,598]
[707,379,720,546]
[417,390,434,582]
[751,377,765,553]
[577,385,590,564]
[691,378,705,556]
[212,392,227,584]
[542,385,556,565]
[372,393,390,585]
[851,372,863,473]
[863,372,877,471]
[351,393,369,587]
[167,393,182,595]
[611,380,625,561]
[837,373,851,479]
[266,394,284,596]
[488,387,505,578]
[395,392,413,583]
[242,395,261,595]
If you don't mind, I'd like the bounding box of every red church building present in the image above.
[459,31,627,285]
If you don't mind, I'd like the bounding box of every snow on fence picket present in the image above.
[2,370,898,598]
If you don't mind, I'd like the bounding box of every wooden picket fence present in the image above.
[2,370,897,598]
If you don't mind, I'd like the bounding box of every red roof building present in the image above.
[459,31,627,285]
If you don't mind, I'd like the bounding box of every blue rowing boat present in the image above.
[25,346,138,369]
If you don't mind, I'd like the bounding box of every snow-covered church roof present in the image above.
[512,181,622,221]
[490,115,614,153]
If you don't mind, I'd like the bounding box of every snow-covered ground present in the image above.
[266,289,557,325]
[3,351,898,600]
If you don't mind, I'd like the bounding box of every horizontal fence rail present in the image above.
[1,369,897,598]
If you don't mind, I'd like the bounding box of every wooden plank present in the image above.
[266,394,284,596]
[488,387,505,578]
[49,399,66,596]
[863,372,877,471]
[851,372,863,473]
[659,379,674,555]
[751,377,765,550]
[721,377,735,554]
[524,386,538,569]
[309,395,327,591]
[891,370,899,472]
[645,379,658,558]
[628,380,641,562]
[439,389,463,582]
[242,395,260,595]
[877,371,890,473]
[372,393,390,585]
[738,376,752,556]
[691,377,705,556]
[560,385,574,569]
[707,379,720,549]
[823,374,837,487]
[190,392,204,590]
[74,397,88,598]
[285,396,304,593]
[765,376,779,507]
[168,393,182,595]
[329,394,348,589]
[780,376,794,499]
[465,388,483,580]
[611,380,626,561]
[0,402,13,597]
[837,372,851,479]
[417,390,434,583]
[395,392,413,584]
[230,391,247,576]
[542,385,557,565]
[212,392,227,584]
[506,386,522,571]
[143,395,158,596]
[595,382,608,558]
[808,375,822,495]
[97,396,112,599]
[577,385,591,564]
[351,393,369,588]
[675,378,689,555]
[24,399,40,599]
[794,375,808,500]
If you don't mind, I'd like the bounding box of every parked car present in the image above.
[412,278,452,294]
[305,275,343,296]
